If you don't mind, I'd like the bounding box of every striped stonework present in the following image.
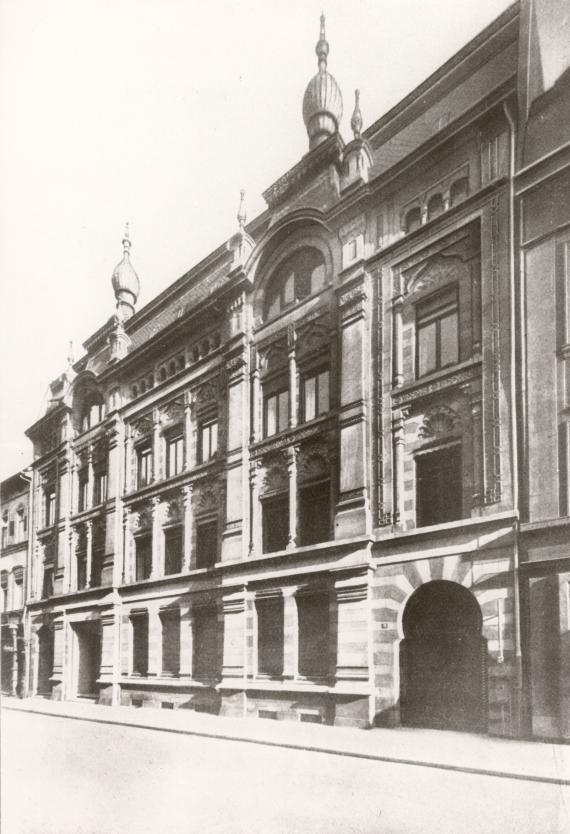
[371,547,517,735]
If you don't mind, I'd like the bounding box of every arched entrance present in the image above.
[400,580,487,732]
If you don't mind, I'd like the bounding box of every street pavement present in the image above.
[2,706,569,834]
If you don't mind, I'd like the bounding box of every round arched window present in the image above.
[265,248,326,319]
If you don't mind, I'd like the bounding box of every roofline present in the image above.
[363,1,520,147]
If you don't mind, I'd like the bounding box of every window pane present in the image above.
[440,312,459,366]
[278,391,289,433]
[266,395,277,436]
[318,371,330,415]
[310,263,326,294]
[267,293,280,318]
[304,376,316,422]
[283,273,295,306]
[210,422,218,456]
[418,322,437,376]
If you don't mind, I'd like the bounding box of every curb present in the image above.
[4,702,569,787]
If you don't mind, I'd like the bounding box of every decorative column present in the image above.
[392,294,404,387]
[184,391,193,470]
[123,425,133,495]
[85,520,93,589]
[152,409,161,482]
[392,410,406,526]
[249,461,262,556]
[182,484,193,572]
[87,446,94,510]
[66,527,76,593]
[288,325,297,429]
[250,346,261,444]
[287,446,298,550]
[464,381,483,508]
[151,497,162,578]
[122,507,131,584]
[8,624,18,696]
[282,587,298,679]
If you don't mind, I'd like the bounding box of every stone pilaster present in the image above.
[182,484,193,572]
[249,461,262,556]
[287,446,298,550]
[85,520,93,589]
[288,325,297,429]
[392,410,406,526]
[152,409,161,482]
[151,497,162,578]
[250,346,261,444]
[184,391,193,470]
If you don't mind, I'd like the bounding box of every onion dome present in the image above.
[302,14,343,150]
[111,223,140,321]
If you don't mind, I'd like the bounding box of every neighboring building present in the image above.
[22,1,570,739]
[1,471,30,695]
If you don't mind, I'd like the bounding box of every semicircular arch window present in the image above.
[265,248,327,320]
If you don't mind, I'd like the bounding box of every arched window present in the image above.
[159,367,167,382]
[81,393,105,432]
[405,207,422,234]
[265,248,327,319]
[427,193,444,221]
[450,177,469,207]
[168,360,176,377]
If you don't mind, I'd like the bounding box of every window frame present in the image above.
[136,442,153,490]
[415,285,459,378]
[165,427,185,478]
[301,367,330,424]
[263,386,289,438]
[264,248,328,320]
[195,518,218,570]
[198,417,218,465]
[262,492,289,554]
[415,442,463,528]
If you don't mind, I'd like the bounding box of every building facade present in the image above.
[22,1,570,739]
[1,471,30,696]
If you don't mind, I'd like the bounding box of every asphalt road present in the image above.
[2,708,569,834]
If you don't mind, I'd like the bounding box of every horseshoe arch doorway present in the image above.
[399,580,487,732]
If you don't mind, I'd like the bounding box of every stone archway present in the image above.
[400,580,487,732]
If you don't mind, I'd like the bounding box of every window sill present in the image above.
[391,355,481,405]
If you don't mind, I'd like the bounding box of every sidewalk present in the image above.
[3,696,569,786]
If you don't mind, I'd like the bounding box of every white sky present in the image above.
[0,0,513,480]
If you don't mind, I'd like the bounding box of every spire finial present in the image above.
[316,12,329,71]
[67,340,74,368]
[351,89,363,139]
[237,189,247,230]
[122,222,131,255]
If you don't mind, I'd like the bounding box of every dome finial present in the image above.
[303,13,343,149]
[316,13,329,71]
[112,222,140,321]
[237,189,247,230]
[122,222,131,255]
[351,89,363,139]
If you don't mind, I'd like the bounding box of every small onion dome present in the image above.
[302,14,343,150]
[111,223,140,320]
